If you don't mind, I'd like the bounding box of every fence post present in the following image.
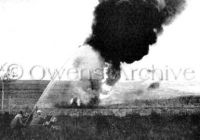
[8,96,11,114]
[1,79,4,112]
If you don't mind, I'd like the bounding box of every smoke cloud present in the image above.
[86,0,186,86]
[36,0,186,108]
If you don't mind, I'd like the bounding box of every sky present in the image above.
[0,0,200,81]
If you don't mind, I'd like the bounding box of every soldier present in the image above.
[10,111,25,138]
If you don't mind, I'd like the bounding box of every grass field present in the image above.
[1,81,200,139]
[1,111,200,140]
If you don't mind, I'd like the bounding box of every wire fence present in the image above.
[0,97,37,113]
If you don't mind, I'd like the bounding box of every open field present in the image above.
[1,94,200,139]
[0,80,200,139]
[0,80,199,112]
[1,111,200,140]
[1,95,200,140]
[44,96,200,117]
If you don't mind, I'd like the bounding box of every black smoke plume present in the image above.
[86,0,186,85]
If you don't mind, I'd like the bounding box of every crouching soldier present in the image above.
[43,116,61,131]
[10,111,25,139]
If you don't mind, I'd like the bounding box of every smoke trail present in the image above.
[86,0,186,86]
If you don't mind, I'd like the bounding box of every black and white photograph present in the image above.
[0,0,200,139]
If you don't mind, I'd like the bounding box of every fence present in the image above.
[0,97,38,113]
